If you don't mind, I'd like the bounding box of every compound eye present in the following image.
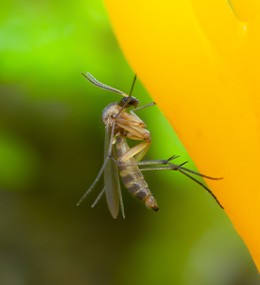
[119,97,139,108]
[129,97,139,107]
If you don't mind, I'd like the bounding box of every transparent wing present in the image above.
[104,125,125,219]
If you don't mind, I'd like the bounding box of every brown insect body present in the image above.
[102,100,158,211]
[116,136,158,211]
[77,72,223,219]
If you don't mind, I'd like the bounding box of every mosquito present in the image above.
[77,72,222,218]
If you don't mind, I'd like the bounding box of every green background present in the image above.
[0,1,259,284]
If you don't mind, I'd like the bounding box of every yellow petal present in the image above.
[104,0,260,270]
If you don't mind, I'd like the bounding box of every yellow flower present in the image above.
[104,0,260,271]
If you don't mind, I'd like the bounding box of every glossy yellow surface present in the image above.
[104,0,260,270]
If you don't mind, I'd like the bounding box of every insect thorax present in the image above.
[102,103,121,126]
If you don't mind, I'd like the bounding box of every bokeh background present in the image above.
[0,1,259,284]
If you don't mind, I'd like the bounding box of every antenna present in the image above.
[129,74,137,96]
[82,72,128,97]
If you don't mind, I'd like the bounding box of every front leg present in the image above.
[118,141,151,163]
[115,117,151,162]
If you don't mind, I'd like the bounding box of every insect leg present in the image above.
[132,102,156,112]
[133,142,150,162]
[115,120,151,162]
[91,188,105,208]
[138,160,223,208]
[91,187,125,220]
[139,159,222,180]
[176,168,223,209]
[137,156,180,167]
[116,121,150,140]
[118,141,150,163]
[77,122,116,206]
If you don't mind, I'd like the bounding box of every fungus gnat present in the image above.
[77,73,222,218]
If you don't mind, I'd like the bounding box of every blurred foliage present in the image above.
[0,0,259,284]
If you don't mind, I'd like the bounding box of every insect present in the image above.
[77,72,222,218]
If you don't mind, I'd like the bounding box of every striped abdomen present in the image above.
[116,136,158,211]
